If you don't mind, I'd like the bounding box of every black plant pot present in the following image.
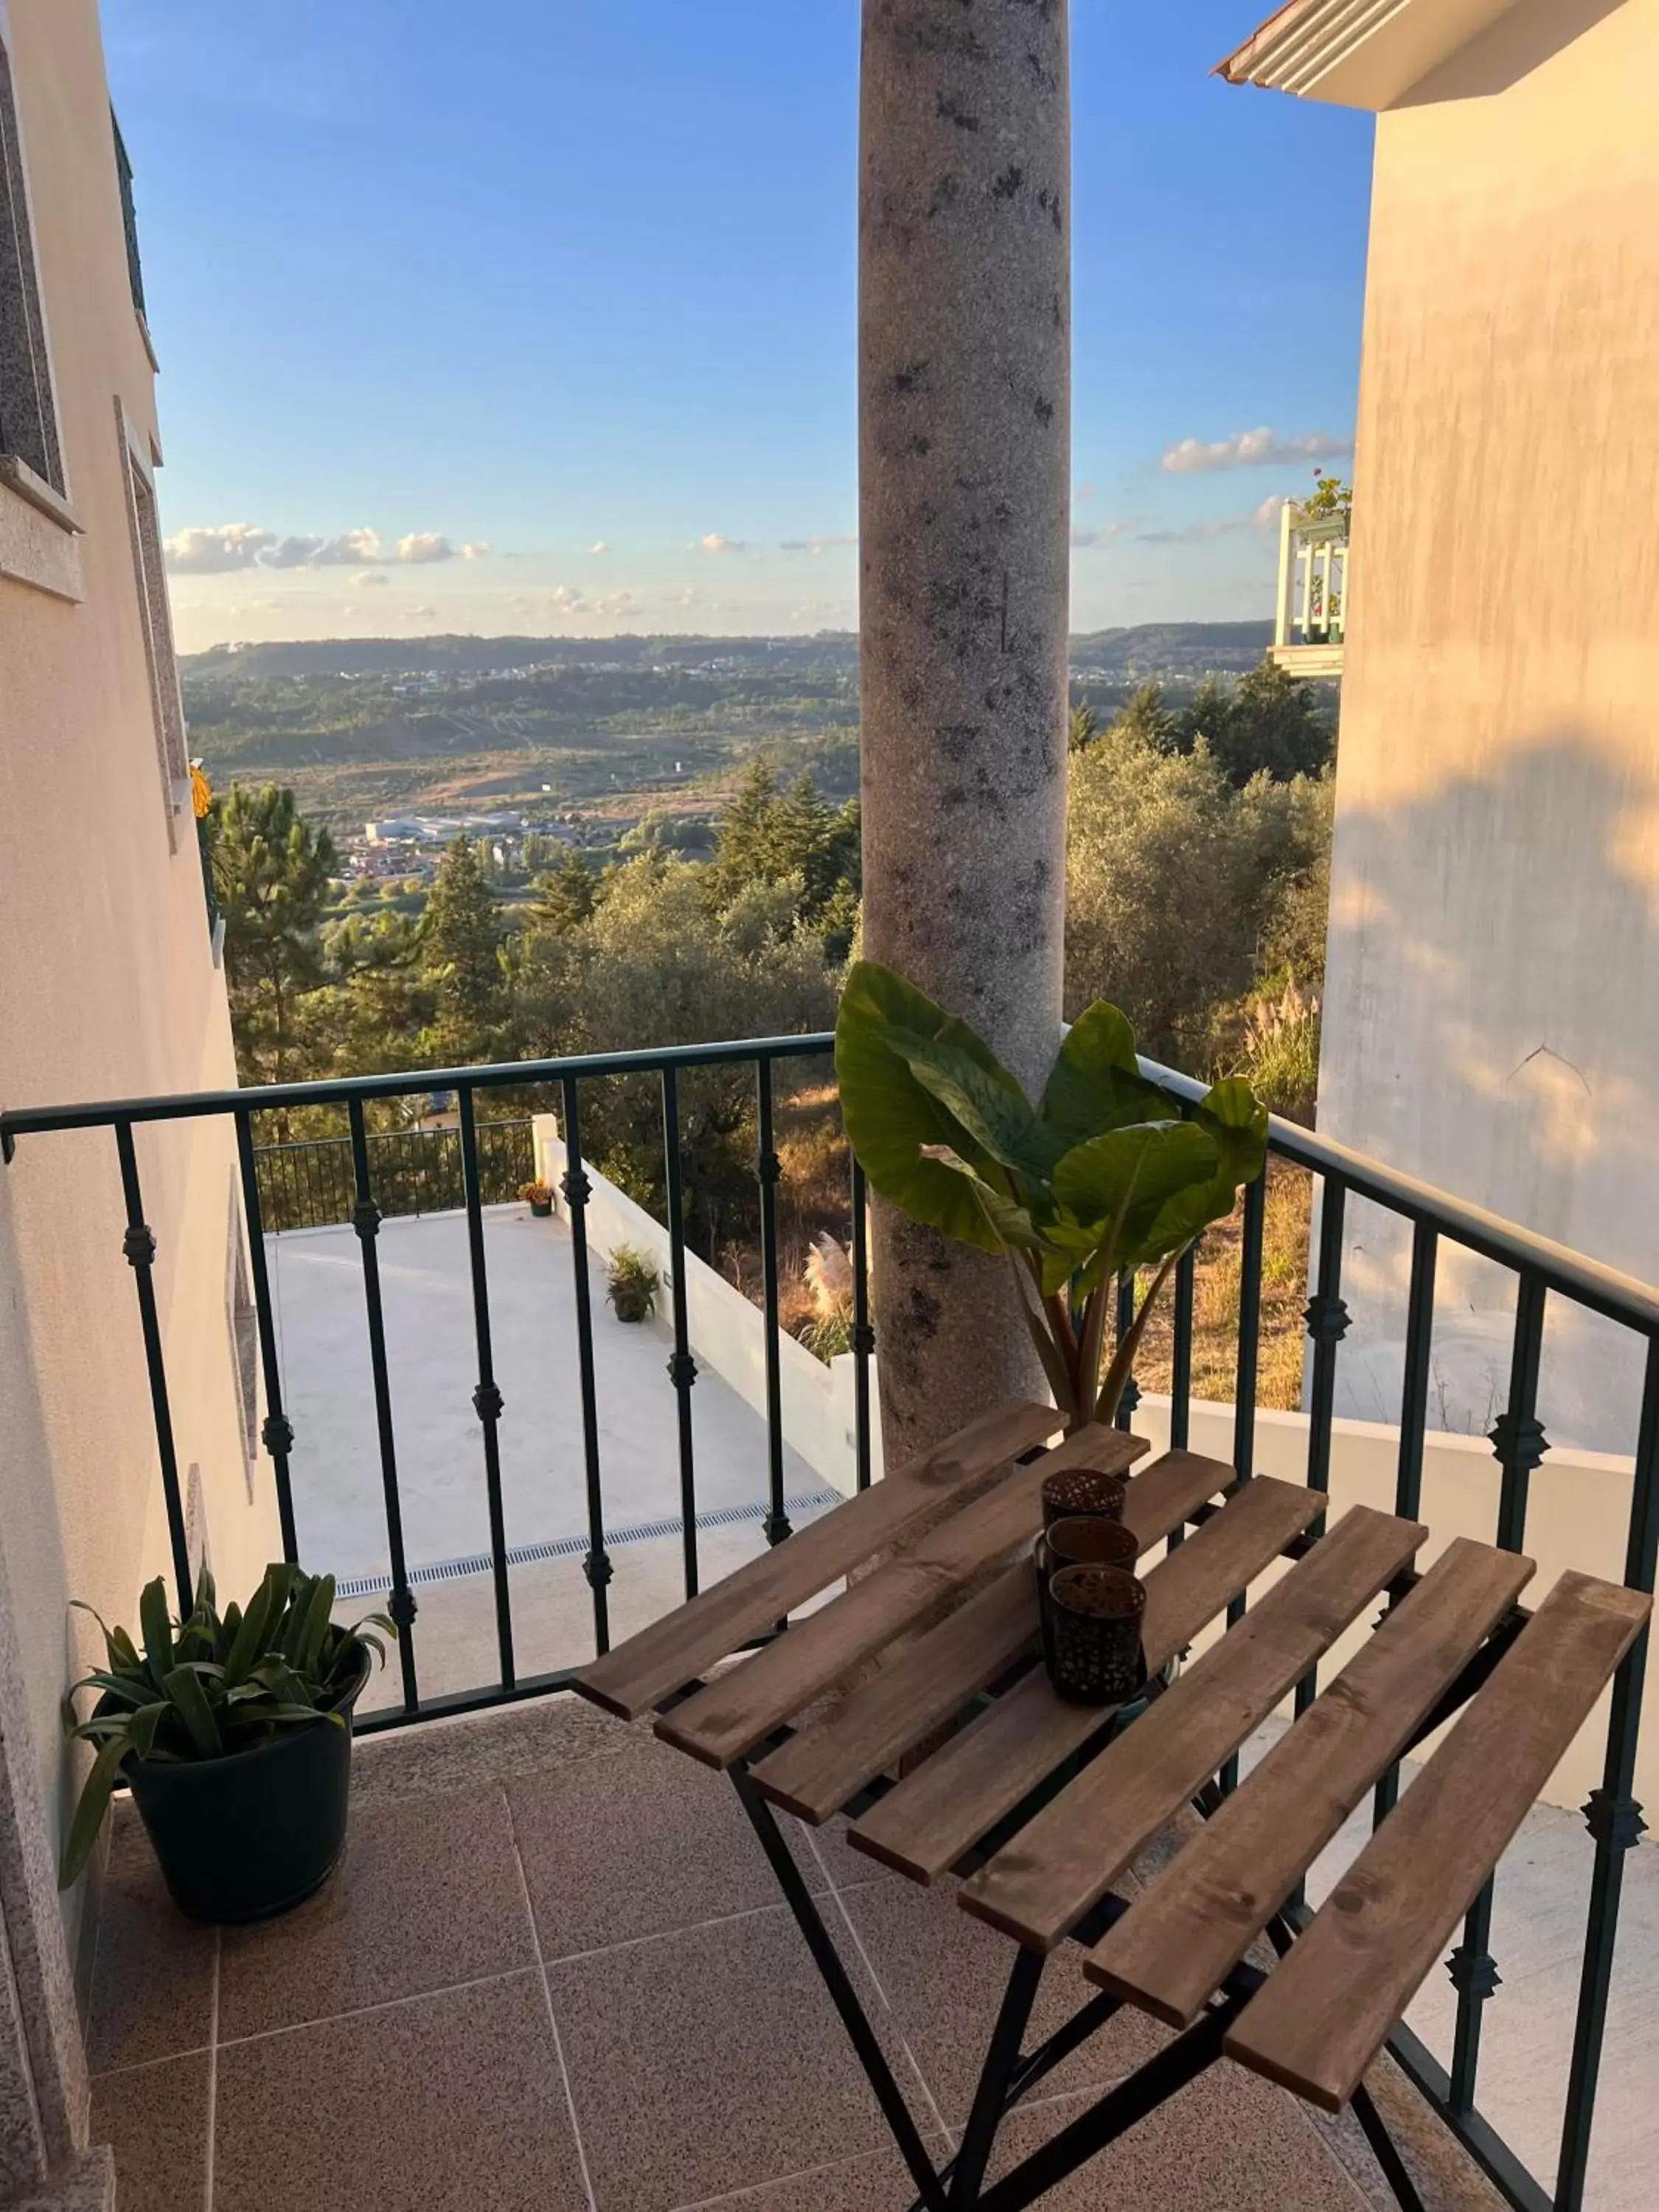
[529,1198,553,1218]
[122,1646,370,1924]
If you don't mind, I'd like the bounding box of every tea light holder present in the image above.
[1040,1465,1128,1527]
[1040,1563,1147,1705]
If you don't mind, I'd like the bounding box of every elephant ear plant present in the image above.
[60,1562,394,1894]
[835,961,1269,1433]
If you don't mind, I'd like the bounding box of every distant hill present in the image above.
[181,622,1275,686]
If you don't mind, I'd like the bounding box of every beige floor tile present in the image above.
[217,1784,534,2040]
[86,1821,218,2073]
[212,1971,588,2212]
[88,2051,209,2212]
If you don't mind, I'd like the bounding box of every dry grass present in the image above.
[1132,1159,1312,1411]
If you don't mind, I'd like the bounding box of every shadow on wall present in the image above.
[1317,732,1659,1455]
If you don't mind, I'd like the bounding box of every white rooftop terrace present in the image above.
[265,1206,840,1716]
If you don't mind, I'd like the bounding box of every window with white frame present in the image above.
[0,27,62,493]
[120,411,189,829]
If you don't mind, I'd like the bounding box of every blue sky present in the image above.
[102,0,1374,651]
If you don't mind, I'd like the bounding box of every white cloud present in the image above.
[462,541,492,560]
[163,524,276,574]
[1253,493,1293,529]
[264,526,383,568]
[352,571,390,588]
[1071,524,1127,549]
[1161,427,1353,474]
[588,540,611,557]
[692,532,746,556]
[779,533,857,555]
[397,532,454,564]
[549,585,588,614]
[595,588,637,616]
[406,605,437,619]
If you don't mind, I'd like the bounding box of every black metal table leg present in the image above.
[952,1949,1044,2204]
[730,1769,950,2212]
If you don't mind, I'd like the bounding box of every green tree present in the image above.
[418,835,504,1061]
[702,762,860,945]
[1173,660,1332,787]
[528,848,600,934]
[1068,703,1099,754]
[1113,680,1177,752]
[1065,723,1329,1065]
[214,782,338,1085]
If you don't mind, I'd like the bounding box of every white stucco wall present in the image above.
[0,1,279,1910]
[1318,0,1659,1449]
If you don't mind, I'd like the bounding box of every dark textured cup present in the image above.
[1040,1565,1147,1706]
[1036,1515,1139,1579]
[1041,1465,1128,1528]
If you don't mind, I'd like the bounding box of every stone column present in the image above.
[859,0,1071,1461]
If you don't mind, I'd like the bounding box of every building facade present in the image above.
[1225,0,1659,1450]
[0,3,279,2198]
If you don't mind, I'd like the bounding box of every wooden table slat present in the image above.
[655,1425,1147,1770]
[846,1474,1326,1885]
[1085,1536,1537,2024]
[752,1448,1234,1823]
[571,1397,1060,1719]
[1223,1569,1651,2112]
[959,1504,1427,1952]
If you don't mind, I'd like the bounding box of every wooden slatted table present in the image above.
[573,1400,1649,2212]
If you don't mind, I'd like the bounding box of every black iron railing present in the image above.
[251,1116,536,1231]
[3,1036,1657,2212]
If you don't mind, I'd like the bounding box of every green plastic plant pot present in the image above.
[122,1645,370,1924]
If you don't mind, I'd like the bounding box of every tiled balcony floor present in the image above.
[85,1695,1511,2212]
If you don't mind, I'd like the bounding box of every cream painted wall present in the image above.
[0,0,280,1906]
[1319,0,1659,1450]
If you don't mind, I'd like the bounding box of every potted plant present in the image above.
[59,1563,394,1922]
[606,1245,661,1323]
[520,1178,555,1218]
[835,961,1268,1433]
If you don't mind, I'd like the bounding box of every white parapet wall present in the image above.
[532,1114,880,1499]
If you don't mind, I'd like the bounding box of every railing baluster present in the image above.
[347,1096,419,1711]
[1166,1242,1196,1550]
[1555,1334,1659,2211]
[114,1121,193,1613]
[1375,1220,1439,1826]
[756,1063,790,1545]
[851,1156,874,1492]
[1113,1270,1141,1431]
[234,1111,299,1563]
[560,1076,613,1653]
[1218,1173,1266,1797]
[1298,1177,1349,1703]
[458,1087,514,1691]
[1448,1268,1548,2113]
[661,1068,700,1599]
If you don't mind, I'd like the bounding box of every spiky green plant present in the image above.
[58,1563,394,1890]
[605,1244,661,1323]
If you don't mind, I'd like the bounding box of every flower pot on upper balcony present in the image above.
[519,1179,555,1217]
[59,1563,394,1924]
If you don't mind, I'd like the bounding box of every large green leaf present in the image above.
[886,1028,1060,1183]
[1133,1080,1270,1265]
[162,1665,223,1759]
[918,1146,1044,1248]
[836,961,1017,1254]
[1053,1122,1219,1245]
[1040,1004,1169,1149]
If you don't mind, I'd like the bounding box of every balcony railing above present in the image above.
[1271,500,1348,677]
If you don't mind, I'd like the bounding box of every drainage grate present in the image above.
[335,1487,844,1601]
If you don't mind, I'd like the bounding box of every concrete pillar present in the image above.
[859,0,1071,1461]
